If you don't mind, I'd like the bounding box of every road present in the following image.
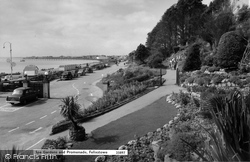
[0,63,125,150]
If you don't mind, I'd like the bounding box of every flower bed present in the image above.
[50,78,164,135]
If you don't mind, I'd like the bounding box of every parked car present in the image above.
[6,87,38,105]
[77,68,86,76]
[85,67,93,73]
[60,71,74,80]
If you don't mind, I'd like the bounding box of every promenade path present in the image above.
[43,69,185,148]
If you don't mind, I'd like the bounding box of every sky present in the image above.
[0,0,213,57]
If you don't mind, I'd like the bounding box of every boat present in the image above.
[20,58,25,62]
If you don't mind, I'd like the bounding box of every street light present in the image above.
[44,71,50,98]
[24,71,28,80]
[44,71,49,80]
[3,42,13,80]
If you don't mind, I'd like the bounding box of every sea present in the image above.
[0,57,98,74]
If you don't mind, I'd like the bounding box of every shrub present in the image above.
[147,53,164,68]
[182,43,202,72]
[194,78,205,86]
[229,76,241,84]
[180,75,189,84]
[239,74,247,79]
[191,85,207,93]
[202,54,214,66]
[207,66,220,73]
[186,77,195,84]
[200,65,209,72]
[163,132,204,161]
[246,77,250,83]
[177,91,191,105]
[42,136,68,149]
[202,76,211,85]
[211,75,224,84]
[126,73,150,82]
[216,31,247,69]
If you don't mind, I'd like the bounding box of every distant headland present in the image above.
[24,55,126,60]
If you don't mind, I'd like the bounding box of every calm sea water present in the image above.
[0,57,98,74]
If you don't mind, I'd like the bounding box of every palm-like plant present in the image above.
[60,96,86,141]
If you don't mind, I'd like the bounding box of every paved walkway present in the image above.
[47,69,185,143]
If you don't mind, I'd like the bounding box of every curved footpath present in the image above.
[43,69,185,146]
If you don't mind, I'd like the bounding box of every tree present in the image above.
[175,0,207,45]
[236,5,250,39]
[60,96,86,141]
[147,53,164,68]
[199,0,236,50]
[127,50,136,63]
[134,44,150,64]
[182,43,202,72]
[146,0,207,62]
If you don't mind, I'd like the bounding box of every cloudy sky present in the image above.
[0,0,212,57]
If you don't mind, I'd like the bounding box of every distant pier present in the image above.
[24,57,99,61]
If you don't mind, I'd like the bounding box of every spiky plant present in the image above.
[60,96,85,141]
[205,90,250,161]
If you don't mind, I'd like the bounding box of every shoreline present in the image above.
[0,58,100,75]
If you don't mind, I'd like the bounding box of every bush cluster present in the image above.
[200,65,209,72]
[103,65,156,86]
[211,74,225,84]
[207,66,220,73]
[229,75,241,84]
[186,77,195,84]
[83,81,147,115]
[216,31,247,69]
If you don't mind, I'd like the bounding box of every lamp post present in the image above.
[3,42,13,80]
[24,71,28,81]
[44,71,49,80]
[23,71,28,88]
[43,71,50,98]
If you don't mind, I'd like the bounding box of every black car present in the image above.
[60,71,74,80]
[6,87,38,105]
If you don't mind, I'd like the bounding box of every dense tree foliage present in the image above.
[146,0,207,56]
[236,5,250,39]
[127,0,250,70]
[147,53,164,68]
[134,44,150,64]
[182,43,202,72]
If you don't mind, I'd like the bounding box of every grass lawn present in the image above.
[65,96,177,162]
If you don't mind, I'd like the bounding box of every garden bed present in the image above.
[65,96,177,162]
[50,87,157,135]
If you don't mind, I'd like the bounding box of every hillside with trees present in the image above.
[128,0,250,71]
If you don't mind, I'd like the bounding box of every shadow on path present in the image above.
[89,134,120,145]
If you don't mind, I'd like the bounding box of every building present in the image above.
[23,65,39,76]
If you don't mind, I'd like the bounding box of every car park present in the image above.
[6,87,38,105]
